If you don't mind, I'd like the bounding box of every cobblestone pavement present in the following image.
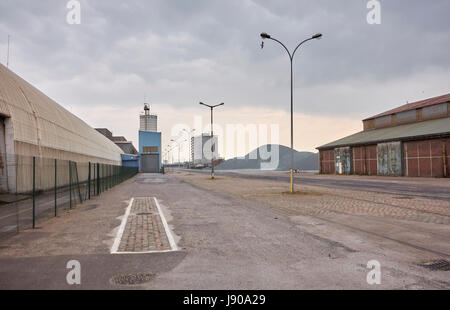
[117,197,171,252]
[251,185,450,225]
[177,172,450,225]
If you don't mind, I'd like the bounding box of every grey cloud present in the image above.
[0,0,449,118]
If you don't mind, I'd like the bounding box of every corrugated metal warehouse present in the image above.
[0,64,124,192]
[317,93,450,177]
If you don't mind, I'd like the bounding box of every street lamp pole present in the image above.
[178,139,187,166]
[183,129,195,168]
[170,140,175,165]
[199,102,224,179]
[260,32,322,193]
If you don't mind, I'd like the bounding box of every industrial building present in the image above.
[0,64,124,193]
[138,104,162,172]
[95,128,138,155]
[139,104,158,132]
[191,133,218,166]
[317,93,450,177]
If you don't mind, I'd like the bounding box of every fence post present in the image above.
[97,163,100,195]
[69,160,72,209]
[88,162,91,200]
[93,163,96,195]
[32,156,36,229]
[54,159,57,217]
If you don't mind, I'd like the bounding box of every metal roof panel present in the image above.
[317,117,450,150]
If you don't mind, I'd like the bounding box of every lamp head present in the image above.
[312,33,322,40]
[260,32,271,39]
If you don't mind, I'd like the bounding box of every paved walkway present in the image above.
[116,197,172,253]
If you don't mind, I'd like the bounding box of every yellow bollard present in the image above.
[290,169,293,193]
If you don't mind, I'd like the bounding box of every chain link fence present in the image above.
[0,155,138,241]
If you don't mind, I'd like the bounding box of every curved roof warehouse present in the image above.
[0,64,123,192]
[0,64,123,163]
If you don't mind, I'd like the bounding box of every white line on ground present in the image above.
[154,197,178,251]
[110,197,134,254]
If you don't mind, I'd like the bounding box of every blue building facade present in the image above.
[121,153,139,167]
[138,130,162,172]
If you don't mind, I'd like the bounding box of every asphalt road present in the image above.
[183,169,450,201]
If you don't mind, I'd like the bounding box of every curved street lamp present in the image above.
[260,32,322,193]
[199,102,224,179]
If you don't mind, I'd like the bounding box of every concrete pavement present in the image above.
[0,172,449,289]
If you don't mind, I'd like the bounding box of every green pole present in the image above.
[69,161,72,209]
[54,159,57,217]
[32,156,36,229]
[88,162,91,200]
[97,163,100,194]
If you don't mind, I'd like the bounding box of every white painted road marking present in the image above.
[110,197,134,254]
[154,196,178,251]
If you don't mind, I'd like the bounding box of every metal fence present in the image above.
[0,155,138,241]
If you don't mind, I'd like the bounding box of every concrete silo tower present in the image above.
[139,103,158,132]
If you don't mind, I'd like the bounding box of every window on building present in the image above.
[143,146,158,153]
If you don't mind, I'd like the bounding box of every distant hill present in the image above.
[216,144,318,171]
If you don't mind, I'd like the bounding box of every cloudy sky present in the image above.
[1,0,449,160]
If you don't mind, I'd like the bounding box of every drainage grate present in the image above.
[135,212,154,216]
[418,260,450,271]
[110,273,154,286]
[393,196,413,200]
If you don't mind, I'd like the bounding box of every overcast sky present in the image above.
[1,0,449,158]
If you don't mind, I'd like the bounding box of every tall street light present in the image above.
[170,139,176,165]
[199,102,224,179]
[183,128,195,168]
[177,139,187,166]
[260,32,322,193]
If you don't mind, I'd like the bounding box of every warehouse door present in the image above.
[334,147,352,175]
[141,154,159,173]
[377,142,402,176]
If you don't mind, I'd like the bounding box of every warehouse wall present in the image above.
[403,138,449,177]
[319,137,449,177]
